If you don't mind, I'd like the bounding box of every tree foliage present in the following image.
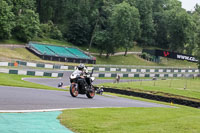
[135,0,155,46]
[192,4,200,68]
[13,9,40,42]
[110,2,140,56]
[0,0,14,39]
[0,0,200,60]
[166,8,193,51]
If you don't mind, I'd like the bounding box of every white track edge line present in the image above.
[0,107,123,113]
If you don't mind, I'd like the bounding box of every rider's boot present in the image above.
[89,86,94,92]
[85,85,93,92]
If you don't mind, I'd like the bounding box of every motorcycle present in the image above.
[69,69,96,98]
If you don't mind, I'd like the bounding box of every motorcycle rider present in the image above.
[74,64,92,92]
[76,64,88,77]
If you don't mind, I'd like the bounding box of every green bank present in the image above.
[58,106,200,133]
[0,73,62,91]
[98,78,200,100]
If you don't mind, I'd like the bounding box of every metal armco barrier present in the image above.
[103,88,200,108]
[0,61,199,78]
[2,61,199,73]
[0,68,63,77]
[92,73,198,78]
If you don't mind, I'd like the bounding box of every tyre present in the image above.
[70,83,78,97]
[86,85,95,98]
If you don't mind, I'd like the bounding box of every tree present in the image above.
[194,5,200,53]
[152,0,194,52]
[36,0,55,23]
[61,0,93,46]
[110,2,140,56]
[152,0,169,48]
[66,12,91,46]
[164,0,182,10]
[13,9,40,42]
[135,0,155,46]
[92,0,118,58]
[192,4,200,69]
[5,0,40,42]
[166,8,193,51]
[0,0,14,39]
[93,30,111,57]
[39,21,63,40]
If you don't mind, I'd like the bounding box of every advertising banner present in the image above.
[143,49,198,63]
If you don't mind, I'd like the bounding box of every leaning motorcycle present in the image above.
[69,69,96,98]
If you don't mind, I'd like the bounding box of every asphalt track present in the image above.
[0,85,171,112]
[0,71,170,112]
[0,70,171,112]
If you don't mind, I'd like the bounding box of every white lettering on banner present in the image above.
[177,54,198,62]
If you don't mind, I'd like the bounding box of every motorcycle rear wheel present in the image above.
[70,83,78,97]
[86,85,95,98]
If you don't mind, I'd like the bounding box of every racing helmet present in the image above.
[77,64,85,71]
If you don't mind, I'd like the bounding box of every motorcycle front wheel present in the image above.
[86,85,95,99]
[70,83,79,97]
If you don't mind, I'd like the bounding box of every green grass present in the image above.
[96,54,159,66]
[0,39,24,44]
[0,47,80,66]
[160,57,197,68]
[0,47,41,61]
[98,78,200,100]
[32,38,73,47]
[0,73,63,91]
[58,107,200,133]
[113,45,143,53]
[96,54,198,67]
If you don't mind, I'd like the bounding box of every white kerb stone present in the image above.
[0,68,9,73]
[150,69,155,72]
[110,68,116,71]
[99,68,105,71]
[0,62,9,66]
[131,69,137,72]
[18,70,27,75]
[61,66,68,70]
[105,73,111,77]
[45,64,53,69]
[27,62,36,67]
[52,73,58,77]
[35,71,44,76]
[121,68,127,72]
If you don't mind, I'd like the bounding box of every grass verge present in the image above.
[98,78,200,100]
[58,106,200,133]
[96,54,158,66]
[0,39,24,44]
[0,47,80,66]
[0,73,63,91]
[96,54,197,67]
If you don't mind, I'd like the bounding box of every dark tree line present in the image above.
[0,0,200,61]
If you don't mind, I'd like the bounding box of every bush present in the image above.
[38,21,63,40]
[13,10,40,42]
[50,26,63,40]
[0,0,15,39]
